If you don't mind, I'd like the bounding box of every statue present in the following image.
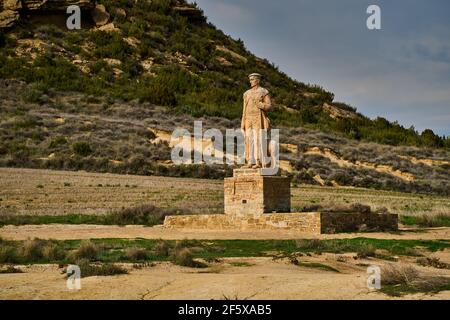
[241,73,273,168]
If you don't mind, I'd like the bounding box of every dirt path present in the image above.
[1,224,449,241]
[1,257,449,300]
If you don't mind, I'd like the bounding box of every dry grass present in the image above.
[153,239,170,257]
[69,240,101,261]
[416,257,450,270]
[0,168,222,217]
[74,259,128,278]
[170,247,207,268]
[1,168,449,220]
[380,264,450,296]
[124,247,148,261]
[400,211,450,228]
[0,266,24,274]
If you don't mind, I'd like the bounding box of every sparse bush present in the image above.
[72,142,92,157]
[71,240,100,261]
[75,259,128,278]
[170,247,207,268]
[401,213,450,228]
[124,247,148,261]
[171,248,195,267]
[42,242,65,261]
[107,204,177,226]
[0,266,24,274]
[174,238,202,250]
[153,240,170,257]
[416,257,450,269]
[49,136,67,149]
[381,264,419,286]
[356,244,376,259]
[377,264,450,296]
[302,239,326,251]
[0,246,17,263]
[20,239,44,261]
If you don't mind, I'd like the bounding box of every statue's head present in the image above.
[248,73,262,88]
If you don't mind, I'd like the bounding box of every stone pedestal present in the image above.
[163,169,398,234]
[224,169,291,216]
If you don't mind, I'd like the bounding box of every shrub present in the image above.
[381,264,419,286]
[0,266,24,274]
[124,247,148,261]
[416,257,450,269]
[71,240,100,261]
[0,246,17,263]
[20,88,47,104]
[72,142,92,156]
[107,204,172,226]
[20,239,44,261]
[49,136,68,149]
[170,247,207,268]
[153,240,170,257]
[75,259,128,278]
[303,239,326,250]
[356,244,376,259]
[171,248,196,267]
[42,242,65,261]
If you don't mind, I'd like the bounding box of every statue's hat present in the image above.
[248,73,262,79]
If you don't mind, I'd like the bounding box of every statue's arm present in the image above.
[241,94,247,130]
[259,93,272,112]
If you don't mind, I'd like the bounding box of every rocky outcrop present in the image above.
[22,0,94,11]
[322,103,358,120]
[3,0,22,10]
[0,9,19,28]
[91,3,109,26]
[0,0,95,28]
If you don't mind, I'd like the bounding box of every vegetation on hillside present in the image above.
[0,0,448,149]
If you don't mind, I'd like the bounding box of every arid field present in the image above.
[1,167,449,217]
[0,168,449,300]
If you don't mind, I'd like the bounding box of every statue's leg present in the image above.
[243,122,253,168]
[252,127,262,168]
[261,129,271,168]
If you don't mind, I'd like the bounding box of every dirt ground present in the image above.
[1,224,449,241]
[1,255,449,300]
[1,168,449,300]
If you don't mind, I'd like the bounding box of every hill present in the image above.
[0,0,449,195]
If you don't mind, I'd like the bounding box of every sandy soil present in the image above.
[1,224,449,241]
[1,256,449,300]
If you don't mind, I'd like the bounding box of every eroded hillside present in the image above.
[0,0,449,195]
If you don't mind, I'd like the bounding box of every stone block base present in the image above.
[163,212,398,234]
[224,169,291,216]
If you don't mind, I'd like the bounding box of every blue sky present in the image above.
[192,0,450,136]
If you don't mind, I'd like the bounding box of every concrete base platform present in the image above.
[163,212,398,234]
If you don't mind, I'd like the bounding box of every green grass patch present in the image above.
[0,204,189,227]
[0,214,107,227]
[296,262,340,273]
[229,262,255,267]
[1,238,449,265]
[400,214,450,228]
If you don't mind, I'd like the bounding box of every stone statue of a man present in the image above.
[241,73,272,168]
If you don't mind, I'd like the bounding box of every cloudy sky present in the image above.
[193,0,450,136]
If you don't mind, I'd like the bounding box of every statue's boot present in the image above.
[252,161,262,169]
